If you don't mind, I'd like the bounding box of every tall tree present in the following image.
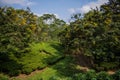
[0,7,37,58]
[36,14,66,41]
[60,0,120,69]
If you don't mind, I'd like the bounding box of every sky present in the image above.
[0,0,108,22]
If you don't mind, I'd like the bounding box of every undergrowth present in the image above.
[0,41,64,76]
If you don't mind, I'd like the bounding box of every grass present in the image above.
[27,55,81,80]
[10,55,77,80]
[28,68,57,80]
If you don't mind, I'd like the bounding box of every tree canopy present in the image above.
[59,0,120,70]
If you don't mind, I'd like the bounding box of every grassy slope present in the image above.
[9,42,82,80]
[27,56,80,80]
[1,41,119,80]
[7,41,65,80]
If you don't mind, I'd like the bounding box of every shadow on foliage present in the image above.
[50,56,83,77]
[49,43,64,53]
[0,52,22,76]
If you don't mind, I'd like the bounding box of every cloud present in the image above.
[0,0,35,6]
[34,12,60,18]
[79,5,91,13]
[68,0,108,14]
[34,13,42,17]
[68,8,76,13]
[80,0,109,13]
[54,14,60,18]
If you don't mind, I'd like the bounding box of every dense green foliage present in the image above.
[0,7,38,76]
[0,41,64,76]
[0,74,9,80]
[59,0,120,70]
[35,14,66,42]
[11,55,119,80]
[0,6,65,76]
[20,42,64,75]
[10,56,120,80]
[0,0,120,79]
[0,7,37,57]
[1,70,120,80]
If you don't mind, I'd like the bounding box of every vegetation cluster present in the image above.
[0,0,120,79]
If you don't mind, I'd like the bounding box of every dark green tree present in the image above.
[0,7,37,75]
[60,0,120,69]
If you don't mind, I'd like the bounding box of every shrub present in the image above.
[74,73,86,80]
[96,71,112,80]
[22,67,33,75]
[73,70,96,80]
[0,74,9,80]
[112,70,120,80]
[49,76,73,80]
[100,62,119,70]
[84,70,97,80]
[0,60,22,76]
